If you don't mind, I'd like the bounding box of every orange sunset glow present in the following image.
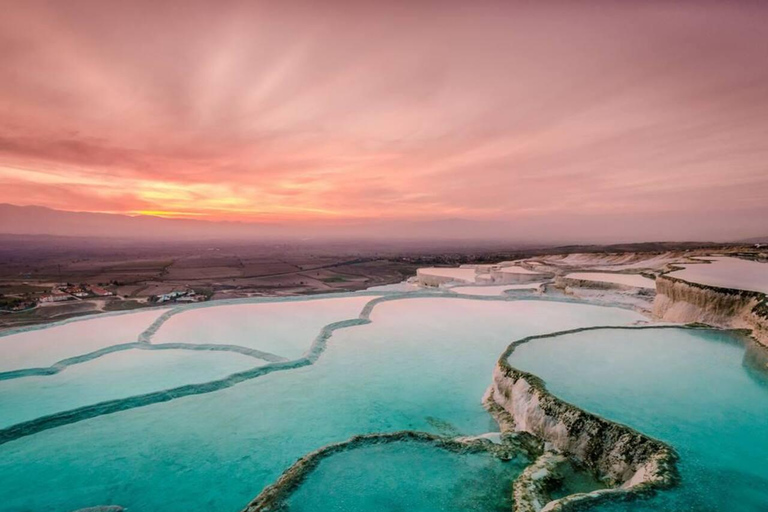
[1,0,768,241]
[2,5,768,511]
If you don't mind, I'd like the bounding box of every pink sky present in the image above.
[1,1,767,240]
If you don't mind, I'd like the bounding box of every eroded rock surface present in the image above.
[654,275,768,346]
[486,329,679,511]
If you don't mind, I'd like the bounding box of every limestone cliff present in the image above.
[485,329,678,511]
[415,269,466,287]
[554,275,653,292]
[487,366,676,487]
[240,430,542,512]
[653,275,768,346]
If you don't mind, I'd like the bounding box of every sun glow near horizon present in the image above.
[1,1,767,239]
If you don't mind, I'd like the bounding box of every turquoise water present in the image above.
[0,349,260,428]
[152,297,371,359]
[0,308,168,372]
[548,459,608,500]
[285,441,527,512]
[0,296,642,512]
[510,328,768,511]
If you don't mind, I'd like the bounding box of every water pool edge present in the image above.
[488,324,759,511]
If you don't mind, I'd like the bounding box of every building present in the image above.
[39,291,71,303]
[156,290,185,303]
[155,290,202,303]
[90,286,113,296]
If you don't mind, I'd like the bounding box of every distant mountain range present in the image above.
[0,203,519,242]
[0,203,285,240]
[738,236,768,244]
[1,203,765,244]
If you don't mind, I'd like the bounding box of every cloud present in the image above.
[0,0,767,240]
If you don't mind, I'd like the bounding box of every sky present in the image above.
[1,0,767,241]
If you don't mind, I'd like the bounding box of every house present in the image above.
[155,290,202,303]
[90,286,114,296]
[175,293,206,303]
[39,291,71,303]
[156,290,185,303]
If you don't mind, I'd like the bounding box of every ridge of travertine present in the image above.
[241,325,686,512]
[486,326,681,512]
[654,274,768,346]
[240,430,543,512]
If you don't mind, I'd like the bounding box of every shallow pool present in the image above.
[510,327,768,511]
[0,295,642,512]
[0,308,169,372]
[0,348,261,428]
[152,296,372,359]
[285,441,526,512]
[451,283,543,296]
[668,256,768,294]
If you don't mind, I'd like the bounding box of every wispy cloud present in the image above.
[0,0,767,239]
